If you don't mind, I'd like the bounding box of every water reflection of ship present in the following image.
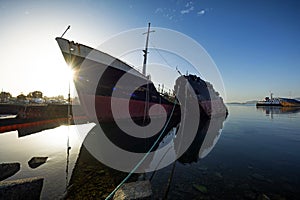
[256,106,300,115]
[66,140,139,199]
[177,115,227,164]
[97,115,180,153]
[66,115,227,198]
[0,105,87,134]
[17,121,65,137]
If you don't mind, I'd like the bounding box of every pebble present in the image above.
[257,193,270,200]
[193,184,208,194]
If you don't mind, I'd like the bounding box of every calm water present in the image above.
[0,105,300,199]
[0,123,94,199]
[150,105,300,199]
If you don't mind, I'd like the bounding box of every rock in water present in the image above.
[0,162,20,181]
[0,177,44,200]
[28,157,48,169]
[113,180,152,200]
[193,184,208,193]
[257,193,271,200]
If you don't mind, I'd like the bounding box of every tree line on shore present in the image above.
[0,91,67,104]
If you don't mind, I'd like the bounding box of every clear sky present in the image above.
[0,0,299,102]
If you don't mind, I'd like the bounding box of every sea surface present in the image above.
[0,104,299,199]
[150,105,300,199]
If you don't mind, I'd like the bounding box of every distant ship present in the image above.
[256,93,300,107]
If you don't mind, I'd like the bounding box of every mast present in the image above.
[142,23,154,76]
[142,23,154,124]
[270,92,273,100]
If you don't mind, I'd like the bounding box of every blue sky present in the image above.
[0,0,299,102]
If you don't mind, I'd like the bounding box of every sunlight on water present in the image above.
[0,123,94,199]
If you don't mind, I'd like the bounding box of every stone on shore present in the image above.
[0,162,20,181]
[0,177,44,200]
[28,157,48,169]
[113,180,152,200]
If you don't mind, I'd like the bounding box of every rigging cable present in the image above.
[150,40,175,69]
[149,126,179,181]
[164,81,188,199]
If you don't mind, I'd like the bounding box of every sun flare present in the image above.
[65,65,75,82]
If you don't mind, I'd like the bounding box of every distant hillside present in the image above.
[245,100,258,104]
[227,100,258,105]
[226,102,242,105]
[227,98,300,105]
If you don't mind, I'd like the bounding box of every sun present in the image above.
[65,65,75,82]
[56,62,76,83]
[44,58,77,98]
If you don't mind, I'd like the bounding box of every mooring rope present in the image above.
[105,99,177,200]
[163,160,177,200]
[149,145,173,181]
